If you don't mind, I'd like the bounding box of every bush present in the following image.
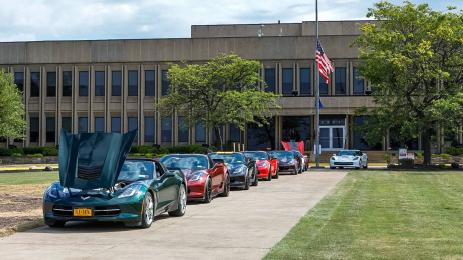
[0,148,11,156]
[399,158,415,168]
[451,162,460,169]
[42,147,58,156]
[446,147,463,156]
[23,147,44,155]
[29,153,43,158]
[11,153,22,157]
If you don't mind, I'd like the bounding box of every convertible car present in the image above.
[43,130,187,229]
[330,150,368,169]
[243,151,278,180]
[160,154,230,203]
[269,150,299,175]
[209,152,258,190]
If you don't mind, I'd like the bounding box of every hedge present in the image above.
[0,146,58,156]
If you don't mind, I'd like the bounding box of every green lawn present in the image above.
[0,171,58,185]
[265,171,463,259]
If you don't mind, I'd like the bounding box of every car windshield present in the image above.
[117,161,154,182]
[270,151,293,160]
[243,151,269,160]
[210,153,245,164]
[160,155,209,170]
[337,150,357,156]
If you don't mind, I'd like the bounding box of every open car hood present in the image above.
[58,129,137,190]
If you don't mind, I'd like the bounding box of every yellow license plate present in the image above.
[73,208,93,217]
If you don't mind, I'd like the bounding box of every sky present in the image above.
[0,0,461,42]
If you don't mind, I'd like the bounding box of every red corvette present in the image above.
[243,151,279,181]
[160,154,230,203]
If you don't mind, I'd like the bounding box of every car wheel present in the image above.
[203,178,212,203]
[272,168,279,179]
[267,171,272,181]
[243,174,250,190]
[139,192,155,228]
[45,219,66,228]
[251,171,258,186]
[220,176,231,197]
[292,168,297,175]
[330,166,336,169]
[168,185,187,217]
[363,163,368,169]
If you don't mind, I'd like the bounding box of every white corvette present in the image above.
[329,150,368,169]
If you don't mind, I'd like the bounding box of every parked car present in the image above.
[43,130,187,229]
[269,150,299,175]
[209,152,258,190]
[160,154,230,203]
[329,150,368,169]
[243,151,279,180]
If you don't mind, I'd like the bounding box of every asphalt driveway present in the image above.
[0,171,346,260]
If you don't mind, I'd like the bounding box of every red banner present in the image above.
[281,141,304,154]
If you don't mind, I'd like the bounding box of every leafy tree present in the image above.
[157,54,280,150]
[354,1,463,165]
[0,71,26,141]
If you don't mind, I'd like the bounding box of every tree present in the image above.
[354,1,463,165]
[0,71,26,141]
[157,53,280,150]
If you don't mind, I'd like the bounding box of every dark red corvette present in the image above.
[160,154,230,203]
[243,151,279,181]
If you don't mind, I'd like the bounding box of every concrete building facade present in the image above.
[0,21,402,151]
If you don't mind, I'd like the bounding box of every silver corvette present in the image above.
[329,150,368,169]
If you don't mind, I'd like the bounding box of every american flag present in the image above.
[316,40,334,83]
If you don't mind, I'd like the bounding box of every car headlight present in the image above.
[118,184,142,198]
[232,166,246,175]
[353,157,360,160]
[188,172,204,181]
[257,161,269,168]
[331,157,336,161]
[45,185,59,199]
[288,159,296,165]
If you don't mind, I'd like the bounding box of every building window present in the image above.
[14,72,24,92]
[46,117,55,143]
[319,75,329,95]
[264,68,276,93]
[46,72,56,97]
[30,72,40,97]
[29,117,39,143]
[161,70,169,96]
[128,116,138,131]
[335,67,347,95]
[111,117,121,133]
[78,117,88,133]
[112,71,122,96]
[178,116,189,143]
[79,71,89,97]
[95,71,105,96]
[247,117,275,150]
[62,71,73,97]
[353,67,364,95]
[145,70,156,96]
[282,116,311,142]
[62,117,72,133]
[195,121,206,142]
[161,117,172,142]
[299,68,311,95]
[95,117,105,133]
[128,70,138,96]
[229,125,241,142]
[282,68,293,96]
[144,116,155,142]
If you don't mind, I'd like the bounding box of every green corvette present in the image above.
[43,129,187,228]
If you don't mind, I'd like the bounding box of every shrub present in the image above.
[29,153,43,158]
[23,147,43,155]
[399,158,415,168]
[42,147,58,156]
[446,147,463,156]
[11,153,22,157]
[451,162,460,169]
[0,148,11,156]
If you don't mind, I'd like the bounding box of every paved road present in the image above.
[0,171,347,260]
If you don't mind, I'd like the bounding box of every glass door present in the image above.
[319,126,345,150]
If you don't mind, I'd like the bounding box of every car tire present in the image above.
[45,220,66,228]
[203,178,212,203]
[251,171,258,186]
[220,176,230,197]
[273,168,279,179]
[267,171,272,181]
[243,174,250,190]
[168,185,187,217]
[292,168,297,175]
[330,166,336,169]
[363,163,368,169]
[139,192,155,229]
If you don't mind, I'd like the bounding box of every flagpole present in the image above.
[314,0,321,167]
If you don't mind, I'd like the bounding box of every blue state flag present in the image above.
[318,99,324,109]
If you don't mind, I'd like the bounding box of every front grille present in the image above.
[94,205,121,216]
[52,205,73,217]
[334,162,354,166]
[77,165,102,180]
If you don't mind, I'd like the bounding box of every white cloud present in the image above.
[0,0,461,41]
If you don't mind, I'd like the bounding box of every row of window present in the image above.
[14,70,169,97]
[264,67,365,96]
[28,116,240,144]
